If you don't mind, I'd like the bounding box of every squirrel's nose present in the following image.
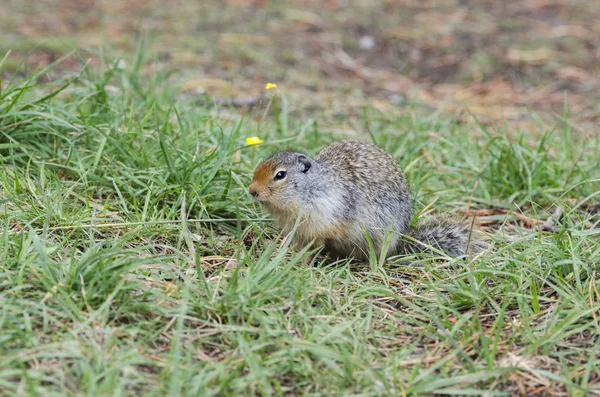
[249,187,258,198]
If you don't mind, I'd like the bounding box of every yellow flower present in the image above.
[265,83,277,90]
[246,137,263,146]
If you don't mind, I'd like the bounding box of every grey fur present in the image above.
[249,140,485,261]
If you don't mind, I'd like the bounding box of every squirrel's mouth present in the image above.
[252,196,269,205]
[261,200,279,211]
[251,195,266,203]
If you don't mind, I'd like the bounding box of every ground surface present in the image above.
[2,0,600,127]
[1,0,600,396]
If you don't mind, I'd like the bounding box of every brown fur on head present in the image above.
[248,151,313,211]
[248,159,282,203]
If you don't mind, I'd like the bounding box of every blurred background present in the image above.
[2,0,599,128]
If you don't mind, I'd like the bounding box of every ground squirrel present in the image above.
[249,140,485,260]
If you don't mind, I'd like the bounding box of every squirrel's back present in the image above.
[314,140,413,258]
[316,140,410,200]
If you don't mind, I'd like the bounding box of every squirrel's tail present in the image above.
[404,216,486,257]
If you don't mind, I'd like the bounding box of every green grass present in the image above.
[1,48,600,396]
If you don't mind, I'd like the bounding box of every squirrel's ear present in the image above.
[297,155,311,173]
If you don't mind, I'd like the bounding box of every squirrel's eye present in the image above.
[274,170,287,181]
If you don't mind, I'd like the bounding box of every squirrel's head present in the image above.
[248,151,313,210]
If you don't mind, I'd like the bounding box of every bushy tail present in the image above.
[405,216,486,257]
